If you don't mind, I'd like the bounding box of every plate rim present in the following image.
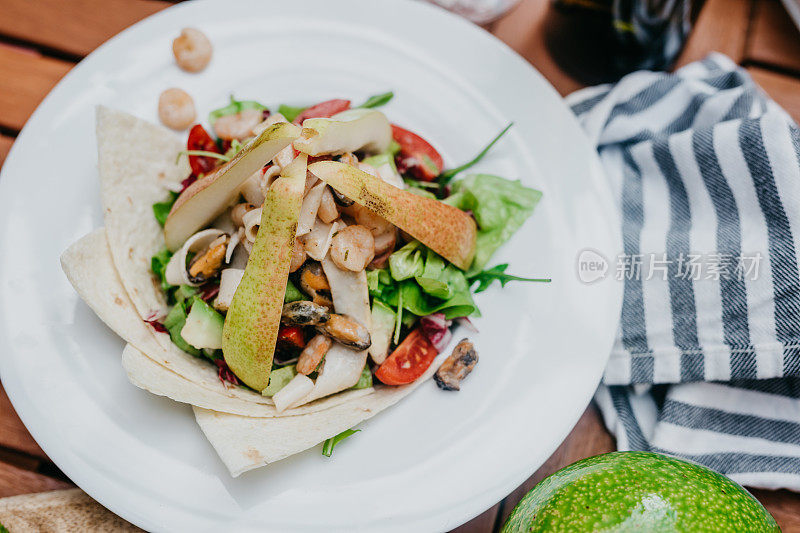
[0,0,623,530]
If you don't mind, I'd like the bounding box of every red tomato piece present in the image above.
[278,325,306,349]
[391,124,444,182]
[187,124,222,176]
[375,329,438,385]
[293,99,351,124]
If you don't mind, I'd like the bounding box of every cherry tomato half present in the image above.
[293,99,351,124]
[277,325,306,349]
[391,124,444,182]
[187,124,222,176]
[375,328,438,385]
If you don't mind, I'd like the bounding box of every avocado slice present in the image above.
[181,299,224,350]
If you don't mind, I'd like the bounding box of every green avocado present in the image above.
[503,451,779,533]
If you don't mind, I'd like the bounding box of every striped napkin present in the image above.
[567,53,800,490]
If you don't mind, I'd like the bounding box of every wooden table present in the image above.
[0,0,799,530]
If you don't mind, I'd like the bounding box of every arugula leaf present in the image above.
[322,428,361,457]
[444,174,541,274]
[358,91,394,109]
[278,104,307,122]
[151,248,174,292]
[469,264,551,293]
[438,123,513,184]
[152,191,179,227]
[208,95,267,124]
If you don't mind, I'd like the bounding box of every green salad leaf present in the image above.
[278,104,307,123]
[378,242,478,319]
[469,263,551,293]
[284,279,307,303]
[357,91,394,109]
[0,522,8,533]
[445,174,542,274]
[208,95,267,124]
[322,428,361,457]
[151,248,174,292]
[152,191,179,227]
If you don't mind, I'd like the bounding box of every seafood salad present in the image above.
[154,92,545,405]
[61,29,548,475]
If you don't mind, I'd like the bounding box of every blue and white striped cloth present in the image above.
[567,53,800,490]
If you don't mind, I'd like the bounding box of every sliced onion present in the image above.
[296,182,326,236]
[225,227,243,264]
[239,168,266,206]
[274,144,295,171]
[301,219,340,261]
[214,268,244,311]
[164,228,225,287]
[242,207,263,243]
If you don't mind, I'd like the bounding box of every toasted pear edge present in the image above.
[222,155,308,391]
[164,121,301,251]
[308,161,476,270]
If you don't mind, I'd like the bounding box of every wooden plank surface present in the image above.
[0,0,169,57]
[0,44,72,131]
[491,0,584,96]
[675,0,753,67]
[0,135,13,167]
[749,66,800,121]
[0,462,71,499]
[0,387,46,460]
[746,0,800,74]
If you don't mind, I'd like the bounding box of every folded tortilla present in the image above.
[194,354,442,476]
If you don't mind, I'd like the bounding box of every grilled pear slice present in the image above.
[222,154,307,391]
[165,122,301,250]
[294,109,391,156]
[308,161,476,270]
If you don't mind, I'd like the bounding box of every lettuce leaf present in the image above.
[444,174,541,274]
[380,242,478,319]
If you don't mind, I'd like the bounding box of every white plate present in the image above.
[0,0,622,531]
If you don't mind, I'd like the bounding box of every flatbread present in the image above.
[97,106,188,334]
[194,352,443,476]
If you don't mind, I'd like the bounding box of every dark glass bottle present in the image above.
[545,0,705,84]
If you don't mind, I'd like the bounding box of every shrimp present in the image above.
[213,108,263,141]
[158,88,196,130]
[329,225,375,272]
[172,28,212,72]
